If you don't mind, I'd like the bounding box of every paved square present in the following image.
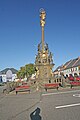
[0,86,80,120]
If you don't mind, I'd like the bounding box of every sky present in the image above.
[0,0,80,71]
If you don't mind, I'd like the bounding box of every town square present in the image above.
[0,0,80,120]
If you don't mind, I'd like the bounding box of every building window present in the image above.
[57,79,58,82]
[78,66,80,70]
[74,73,78,77]
[75,67,78,71]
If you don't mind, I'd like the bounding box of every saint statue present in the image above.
[40,9,46,27]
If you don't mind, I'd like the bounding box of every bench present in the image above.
[44,83,59,91]
[70,82,80,88]
[15,85,30,94]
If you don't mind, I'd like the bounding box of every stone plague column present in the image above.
[35,9,54,89]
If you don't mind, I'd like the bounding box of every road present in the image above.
[0,87,80,120]
[41,89,80,120]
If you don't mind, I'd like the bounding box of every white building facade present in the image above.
[54,57,80,77]
[0,68,17,82]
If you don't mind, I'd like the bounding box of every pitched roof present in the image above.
[65,58,78,69]
[54,66,62,72]
[65,57,80,69]
[54,57,80,72]
[63,60,72,68]
[1,68,18,74]
[73,57,80,67]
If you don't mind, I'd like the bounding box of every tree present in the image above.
[17,64,35,79]
[17,67,25,79]
[25,64,35,77]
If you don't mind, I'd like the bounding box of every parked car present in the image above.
[68,74,74,81]
[75,76,80,81]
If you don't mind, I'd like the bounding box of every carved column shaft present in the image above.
[42,26,44,52]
